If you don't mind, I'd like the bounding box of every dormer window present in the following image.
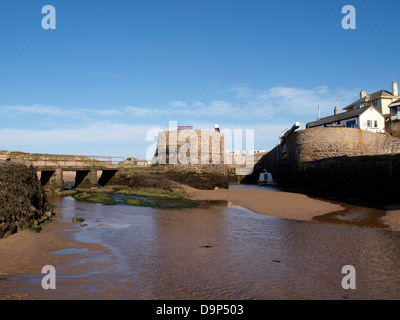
[372,100,378,107]
[355,103,364,109]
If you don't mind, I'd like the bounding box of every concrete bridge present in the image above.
[7,153,125,189]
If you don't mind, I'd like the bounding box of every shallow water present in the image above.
[3,189,400,300]
[229,184,284,191]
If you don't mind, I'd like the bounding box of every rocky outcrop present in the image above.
[108,165,229,190]
[0,161,52,238]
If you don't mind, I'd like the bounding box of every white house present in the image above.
[306,106,385,133]
[343,80,399,117]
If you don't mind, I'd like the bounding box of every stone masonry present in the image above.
[153,129,225,165]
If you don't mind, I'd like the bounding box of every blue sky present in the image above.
[0,0,399,159]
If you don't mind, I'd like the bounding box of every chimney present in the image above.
[334,107,338,115]
[393,80,398,96]
[360,90,366,99]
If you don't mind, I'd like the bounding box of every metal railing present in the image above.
[6,152,125,168]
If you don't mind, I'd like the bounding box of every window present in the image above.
[374,120,378,128]
[372,100,378,107]
[346,120,357,128]
[367,120,373,127]
[355,103,364,110]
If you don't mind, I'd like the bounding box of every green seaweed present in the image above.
[72,192,115,205]
[123,198,146,206]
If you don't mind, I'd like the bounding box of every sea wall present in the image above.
[0,161,52,238]
[286,127,400,168]
[290,154,400,205]
[248,128,400,205]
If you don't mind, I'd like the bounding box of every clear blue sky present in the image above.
[0,0,399,159]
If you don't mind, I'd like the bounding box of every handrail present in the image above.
[7,152,125,167]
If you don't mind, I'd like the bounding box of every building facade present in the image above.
[390,99,400,121]
[343,80,399,116]
[306,106,385,133]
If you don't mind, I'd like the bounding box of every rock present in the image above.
[0,162,51,238]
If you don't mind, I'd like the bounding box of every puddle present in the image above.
[312,204,388,228]
[52,248,91,255]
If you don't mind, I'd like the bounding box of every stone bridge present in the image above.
[7,153,125,189]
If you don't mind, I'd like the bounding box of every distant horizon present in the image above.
[1,0,398,159]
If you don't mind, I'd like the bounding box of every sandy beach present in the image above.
[186,187,345,221]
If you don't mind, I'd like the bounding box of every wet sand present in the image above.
[381,208,400,232]
[0,216,113,299]
[186,187,345,221]
[0,219,108,276]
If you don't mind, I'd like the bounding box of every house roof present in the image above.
[390,99,400,108]
[307,106,376,128]
[343,90,395,110]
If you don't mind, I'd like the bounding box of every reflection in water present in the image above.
[39,194,400,300]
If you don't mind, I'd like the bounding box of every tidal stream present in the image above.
[3,186,400,299]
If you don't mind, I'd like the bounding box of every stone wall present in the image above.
[286,127,400,170]
[250,127,400,205]
[289,154,400,205]
[388,120,400,138]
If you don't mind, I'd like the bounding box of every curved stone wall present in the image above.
[286,128,400,169]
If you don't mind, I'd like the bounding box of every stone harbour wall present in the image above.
[286,127,400,170]
[248,127,400,205]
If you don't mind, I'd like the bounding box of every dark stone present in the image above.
[0,162,51,238]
